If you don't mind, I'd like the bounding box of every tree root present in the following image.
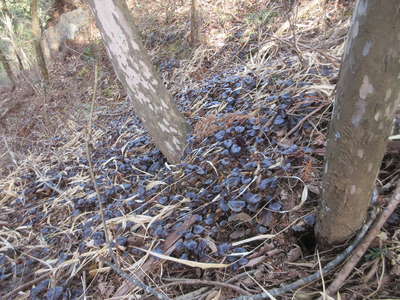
[230,208,378,300]
[325,182,400,296]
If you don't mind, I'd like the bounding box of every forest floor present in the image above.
[1,0,400,299]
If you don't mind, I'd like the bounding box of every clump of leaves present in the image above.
[365,247,387,261]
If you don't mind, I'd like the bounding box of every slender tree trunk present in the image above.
[190,0,200,46]
[87,0,190,164]
[31,0,49,81]
[316,0,400,245]
[0,46,16,90]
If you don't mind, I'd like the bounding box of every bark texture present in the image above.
[87,0,190,164]
[31,0,49,81]
[316,0,400,245]
[0,46,16,89]
[190,0,200,46]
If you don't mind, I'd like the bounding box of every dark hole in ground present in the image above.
[295,228,317,255]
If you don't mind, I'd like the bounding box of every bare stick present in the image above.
[2,273,49,299]
[113,216,196,297]
[282,104,326,140]
[174,287,209,300]
[160,279,251,295]
[2,136,18,167]
[230,208,377,300]
[85,62,117,265]
[326,182,400,296]
[190,0,200,46]
[102,259,171,300]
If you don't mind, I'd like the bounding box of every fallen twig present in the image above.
[225,270,260,284]
[173,287,209,300]
[113,215,197,297]
[282,104,326,140]
[2,273,49,299]
[325,182,400,297]
[230,208,378,300]
[85,62,117,265]
[102,259,171,300]
[160,278,251,296]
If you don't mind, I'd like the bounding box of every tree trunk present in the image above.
[0,46,16,90]
[190,0,200,46]
[316,0,400,245]
[87,0,190,164]
[31,0,49,81]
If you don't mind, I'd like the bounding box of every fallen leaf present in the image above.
[287,246,302,262]
[134,247,230,269]
[206,289,222,300]
[244,255,267,268]
[145,180,167,190]
[228,212,252,222]
[230,230,248,240]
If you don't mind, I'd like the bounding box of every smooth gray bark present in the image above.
[87,0,190,164]
[316,0,400,245]
[190,0,200,46]
[0,46,16,89]
[31,0,49,81]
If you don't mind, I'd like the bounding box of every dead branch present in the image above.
[2,273,49,299]
[325,182,400,296]
[85,62,117,264]
[230,208,378,300]
[160,278,251,296]
[102,259,171,300]
[113,215,197,297]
